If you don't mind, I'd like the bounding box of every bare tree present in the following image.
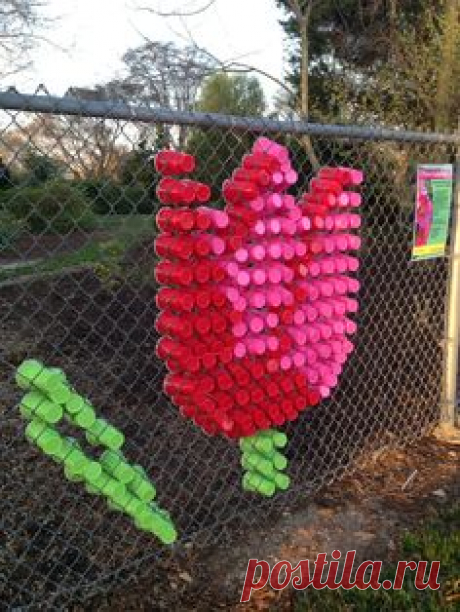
[0,0,48,76]
[105,41,216,148]
[136,0,319,167]
[121,41,215,110]
[2,85,130,180]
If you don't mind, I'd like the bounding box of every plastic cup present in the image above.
[128,466,156,502]
[242,472,276,497]
[35,426,64,457]
[86,419,125,451]
[15,359,44,390]
[69,403,97,430]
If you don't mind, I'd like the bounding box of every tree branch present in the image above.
[136,0,217,18]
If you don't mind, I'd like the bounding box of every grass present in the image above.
[0,215,156,282]
[290,503,460,611]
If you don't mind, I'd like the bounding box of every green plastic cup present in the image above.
[20,392,63,425]
[19,390,45,419]
[69,404,96,430]
[65,394,86,415]
[64,464,85,483]
[100,475,127,502]
[242,472,276,497]
[128,466,156,502]
[85,470,109,494]
[101,450,136,484]
[124,496,146,518]
[274,472,290,491]
[48,367,67,384]
[34,426,64,457]
[271,431,288,449]
[270,450,288,471]
[86,419,124,451]
[81,460,103,484]
[62,442,88,473]
[30,368,63,396]
[134,506,177,544]
[25,418,48,443]
[46,382,71,405]
[242,454,276,478]
[16,360,45,390]
[240,436,273,455]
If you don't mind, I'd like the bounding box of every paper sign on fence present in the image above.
[412,164,453,260]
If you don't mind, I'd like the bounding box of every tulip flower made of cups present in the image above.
[154,141,363,450]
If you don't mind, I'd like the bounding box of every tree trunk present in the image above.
[298,8,320,171]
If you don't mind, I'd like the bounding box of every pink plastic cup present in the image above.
[288,327,307,346]
[302,304,318,322]
[266,312,279,329]
[280,355,293,371]
[342,192,362,207]
[233,322,248,338]
[234,296,248,312]
[200,207,229,229]
[249,196,266,213]
[292,351,306,367]
[207,235,226,256]
[305,327,321,343]
[252,268,268,286]
[313,300,333,318]
[247,315,265,334]
[247,290,266,309]
[264,240,283,260]
[314,342,332,360]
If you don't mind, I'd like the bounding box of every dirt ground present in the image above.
[0,230,97,263]
[73,434,460,611]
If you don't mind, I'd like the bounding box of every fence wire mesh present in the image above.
[0,91,458,609]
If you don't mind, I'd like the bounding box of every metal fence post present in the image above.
[442,129,460,429]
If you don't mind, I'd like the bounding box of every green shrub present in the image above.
[0,211,25,249]
[75,179,155,215]
[0,180,95,233]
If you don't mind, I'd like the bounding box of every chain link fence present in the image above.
[0,91,458,609]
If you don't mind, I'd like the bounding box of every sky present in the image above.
[6,0,289,106]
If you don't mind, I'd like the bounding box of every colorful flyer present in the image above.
[412,164,453,260]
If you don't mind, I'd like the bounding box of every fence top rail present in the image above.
[0,91,458,145]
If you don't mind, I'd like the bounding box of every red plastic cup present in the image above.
[318,166,364,186]
[156,208,195,232]
[155,261,193,286]
[227,363,250,386]
[223,179,260,205]
[182,180,211,204]
[302,192,336,208]
[251,408,271,431]
[195,182,212,203]
[156,288,195,312]
[155,234,194,260]
[156,311,193,339]
[156,337,191,363]
[242,152,280,173]
[164,374,196,395]
[155,150,196,175]
[195,209,212,231]
[310,177,343,196]
[157,178,192,205]
[232,167,271,187]
[301,201,329,216]
[193,314,212,336]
